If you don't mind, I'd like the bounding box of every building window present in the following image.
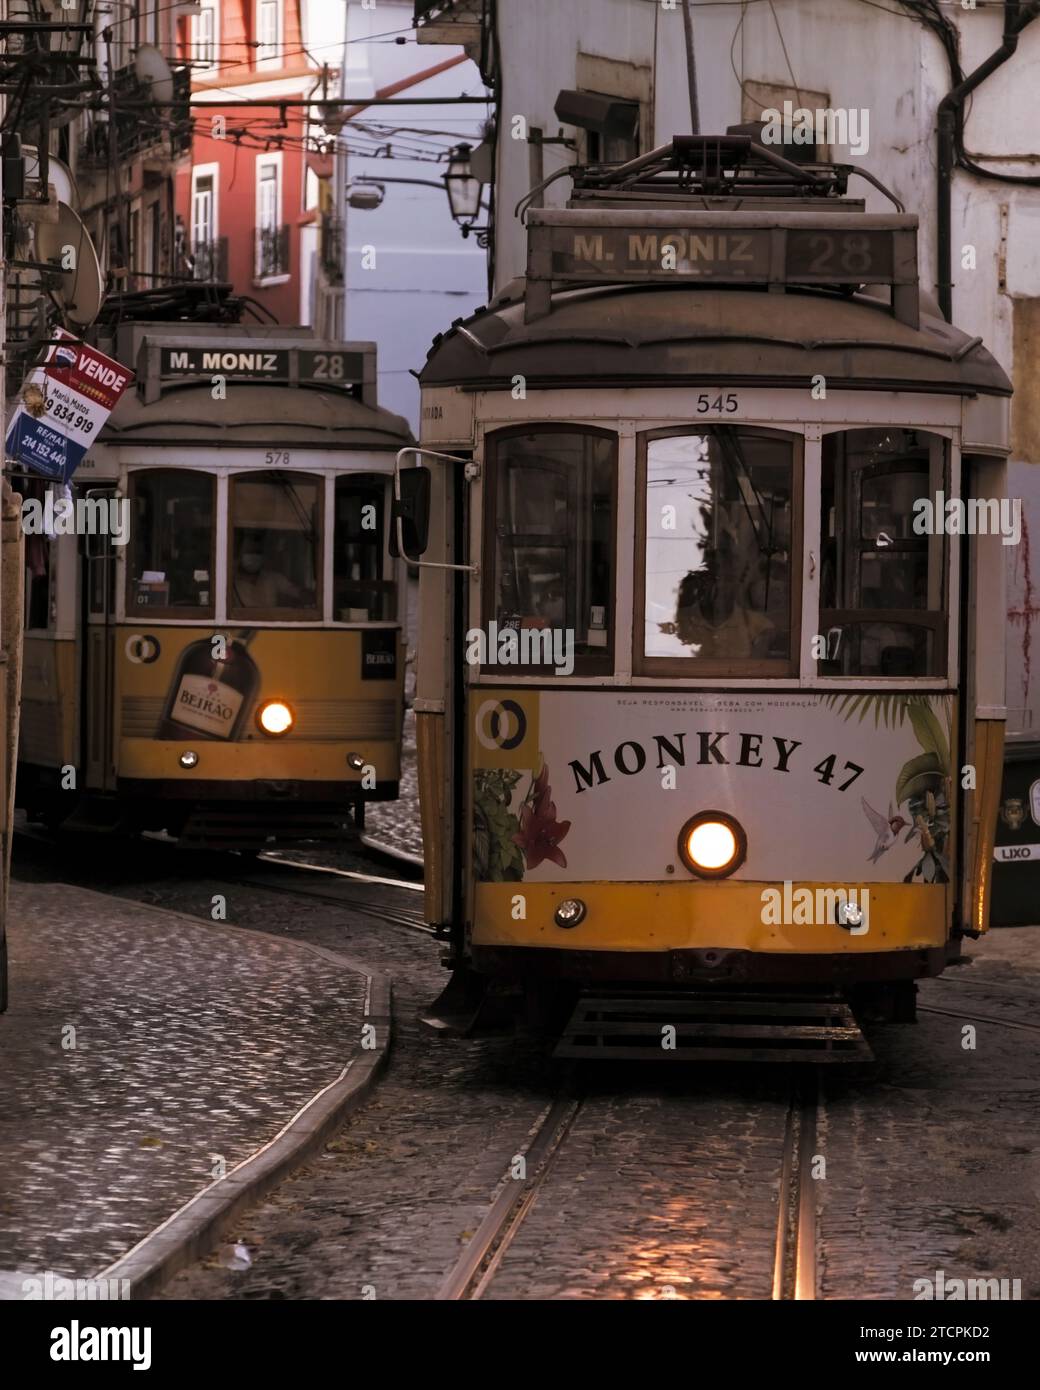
[255,156,286,278]
[256,0,282,70]
[192,1,218,68]
[191,166,219,277]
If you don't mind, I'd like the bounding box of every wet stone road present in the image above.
[12,833,1040,1301]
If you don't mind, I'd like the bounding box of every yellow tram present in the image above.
[17,314,411,850]
[404,137,1011,1056]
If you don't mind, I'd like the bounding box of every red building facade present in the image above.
[175,0,331,326]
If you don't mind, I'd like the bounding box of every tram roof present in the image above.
[419,283,1011,398]
[97,381,414,450]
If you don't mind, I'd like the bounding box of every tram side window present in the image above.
[642,429,797,671]
[819,429,946,677]
[128,470,215,615]
[334,474,396,622]
[229,470,321,620]
[486,429,615,670]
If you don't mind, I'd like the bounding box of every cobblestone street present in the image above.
[11,831,1038,1303]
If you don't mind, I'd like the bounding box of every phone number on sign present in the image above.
[44,397,94,433]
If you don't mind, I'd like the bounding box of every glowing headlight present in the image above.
[179,750,199,769]
[677,811,747,879]
[257,700,293,736]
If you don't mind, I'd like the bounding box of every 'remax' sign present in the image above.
[5,329,133,481]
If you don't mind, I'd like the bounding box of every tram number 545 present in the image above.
[695,392,739,414]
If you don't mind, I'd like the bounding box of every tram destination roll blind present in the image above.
[156,347,366,385]
[525,212,919,326]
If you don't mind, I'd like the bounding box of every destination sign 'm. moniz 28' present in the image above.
[159,346,365,385]
[546,226,895,281]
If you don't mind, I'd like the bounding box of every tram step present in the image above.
[553,990,873,1063]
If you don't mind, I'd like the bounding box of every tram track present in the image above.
[772,1071,820,1301]
[436,1064,825,1301]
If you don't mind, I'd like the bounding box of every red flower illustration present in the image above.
[513,763,571,870]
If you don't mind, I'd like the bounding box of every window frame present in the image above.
[634,424,804,679]
[192,0,219,69]
[255,0,282,71]
[332,471,398,624]
[226,468,325,624]
[816,426,950,681]
[190,162,219,254]
[125,467,218,621]
[480,423,619,678]
[254,151,286,283]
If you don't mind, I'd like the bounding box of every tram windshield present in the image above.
[642,429,796,671]
[334,474,396,622]
[228,470,321,620]
[486,429,615,668]
[819,429,946,677]
[127,469,215,615]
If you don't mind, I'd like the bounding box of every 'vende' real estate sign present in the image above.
[5,329,133,482]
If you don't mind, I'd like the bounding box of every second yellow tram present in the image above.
[17,310,411,850]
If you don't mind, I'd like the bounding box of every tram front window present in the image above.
[127,470,215,615]
[486,429,615,670]
[819,429,946,677]
[334,475,396,622]
[229,471,321,620]
[642,429,796,671]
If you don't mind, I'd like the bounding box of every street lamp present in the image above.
[443,143,482,234]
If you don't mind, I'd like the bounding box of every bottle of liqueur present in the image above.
[156,629,260,741]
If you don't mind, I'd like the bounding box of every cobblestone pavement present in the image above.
[12,834,1040,1301]
[820,935,1040,1301]
[0,878,369,1287]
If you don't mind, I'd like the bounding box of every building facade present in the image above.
[174,0,336,327]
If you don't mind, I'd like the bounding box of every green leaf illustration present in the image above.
[907,701,950,772]
[895,751,945,805]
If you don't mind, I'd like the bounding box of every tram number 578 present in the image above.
[695,392,739,414]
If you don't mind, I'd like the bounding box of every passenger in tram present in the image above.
[230,529,307,610]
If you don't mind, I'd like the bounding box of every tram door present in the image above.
[82,488,117,792]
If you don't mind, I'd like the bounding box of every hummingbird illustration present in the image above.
[861,799,910,862]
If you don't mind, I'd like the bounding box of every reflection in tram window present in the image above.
[334,475,396,622]
[486,429,615,668]
[229,471,321,620]
[820,429,946,677]
[642,429,796,670]
[127,470,215,615]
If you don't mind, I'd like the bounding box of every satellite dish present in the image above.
[21,145,76,206]
[134,44,174,107]
[36,202,104,327]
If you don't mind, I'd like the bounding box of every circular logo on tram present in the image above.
[125,634,161,664]
[475,698,527,751]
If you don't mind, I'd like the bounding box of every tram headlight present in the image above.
[179,751,199,769]
[257,700,294,737]
[677,811,747,879]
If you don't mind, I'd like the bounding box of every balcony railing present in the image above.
[80,62,192,166]
[191,237,229,282]
[254,225,290,280]
[320,213,344,282]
